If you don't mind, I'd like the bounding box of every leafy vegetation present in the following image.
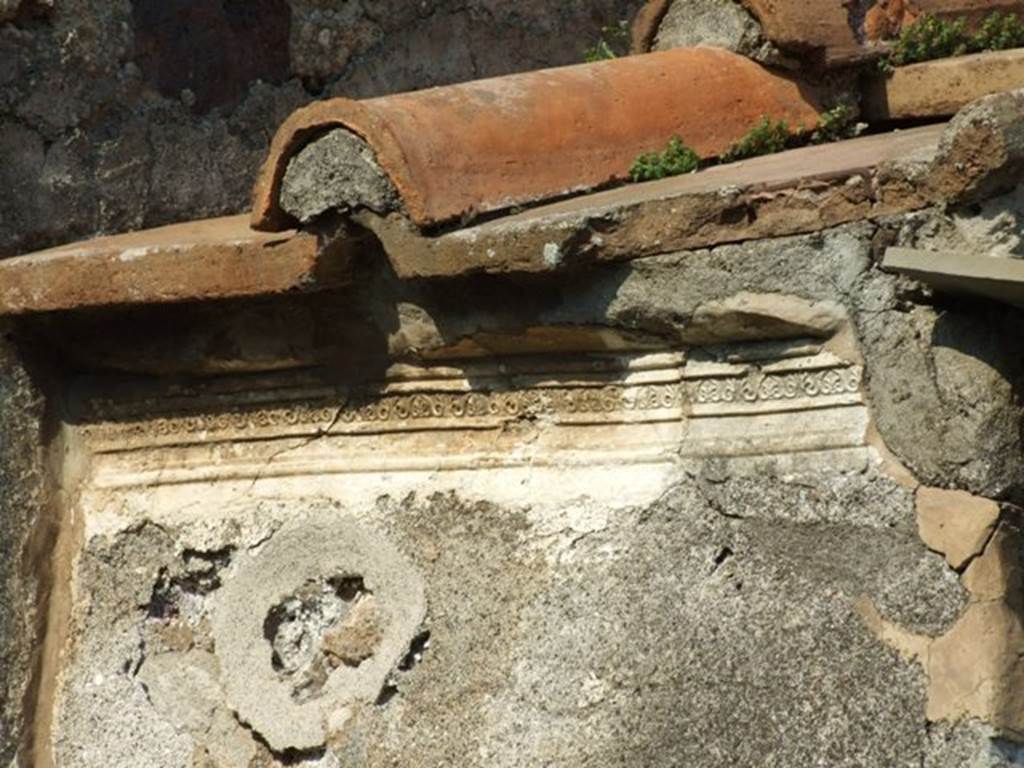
[629,136,700,182]
[881,10,1024,70]
[628,102,861,183]
[720,117,793,162]
[887,14,970,67]
[583,21,630,62]
[810,104,859,144]
[973,10,1024,51]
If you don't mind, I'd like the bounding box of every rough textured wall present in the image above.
[0,0,643,258]
[4,3,1024,765]
[51,472,971,767]
[27,202,1024,765]
[0,0,644,760]
[0,332,47,766]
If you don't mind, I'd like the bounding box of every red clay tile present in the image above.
[251,48,822,232]
[865,0,1024,39]
[740,0,859,54]
[0,215,339,315]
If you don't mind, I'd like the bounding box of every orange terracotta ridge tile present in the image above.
[250,47,823,233]
[633,1,1024,60]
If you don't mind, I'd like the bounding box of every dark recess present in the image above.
[131,0,291,114]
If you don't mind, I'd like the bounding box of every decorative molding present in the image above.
[77,354,864,452]
[687,367,862,406]
[80,382,687,451]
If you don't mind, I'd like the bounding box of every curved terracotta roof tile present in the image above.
[251,48,822,232]
[631,0,674,53]
[865,0,1024,39]
[913,0,1024,18]
[739,0,858,53]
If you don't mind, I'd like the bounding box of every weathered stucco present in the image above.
[12,186,1022,764]
[51,465,971,767]
[3,4,1024,766]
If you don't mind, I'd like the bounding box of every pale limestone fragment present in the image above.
[859,520,1024,735]
[916,487,1000,571]
[687,292,846,343]
[322,595,384,668]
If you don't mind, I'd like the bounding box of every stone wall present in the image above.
[0,1,643,762]
[21,203,1024,766]
[4,3,1024,766]
[0,333,48,767]
[0,0,642,258]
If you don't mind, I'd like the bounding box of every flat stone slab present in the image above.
[0,126,948,316]
[364,123,947,278]
[0,215,338,316]
[883,246,1024,307]
[864,47,1024,120]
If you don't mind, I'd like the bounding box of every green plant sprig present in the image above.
[879,10,1024,71]
[720,117,793,163]
[583,21,630,62]
[628,103,860,183]
[630,136,700,182]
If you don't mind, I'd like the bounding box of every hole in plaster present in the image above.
[143,547,235,619]
[713,546,734,570]
[263,576,384,702]
[846,0,874,42]
[374,631,431,708]
[145,567,178,620]
[719,204,751,226]
[180,547,233,593]
[398,630,431,672]
[375,683,399,707]
[239,715,330,767]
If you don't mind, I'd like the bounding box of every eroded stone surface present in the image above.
[685,292,846,343]
[863,513,1024,739]
[212,517,426,752]
[131,0,292,114]
[0,335,46,766]
[929,88,1024,206]
[51,458,978,766]
[281,129,399,224]
[952,184,1024,258]
[854,269,1024,499]
[652,0,769,58]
